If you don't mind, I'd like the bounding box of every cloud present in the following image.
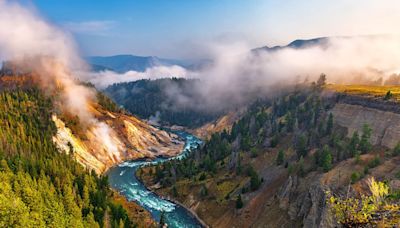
[84,65,188,88]
[85,35,400,113]
[0,1,124,161]
[64,20,115,35]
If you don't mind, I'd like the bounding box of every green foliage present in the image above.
[348,131,360,157]
[392,142,400,156]
[246,166,262,191]
[142,83,383,206]
[359,124,372,154]
[96,91,123,113]
[296,134,308,158]
[367,155,381,169]
[355,151,361,164]
[236,194,243,209]
[326,113,333,135]
[200,185,208,197]
[328,178,399,226]
[320,146,333,172]
[250,147,258,158]
[351,172,361,184]
[172,185,178,197]
[298,156,305,176]
[0,89,133,227]
[276,149,285,166]
[288,163,294,175]
[384,90,393,100]
[104,78,220,127]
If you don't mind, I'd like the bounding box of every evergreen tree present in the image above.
[236,194,243,209]
[276,149,285,166]
[296,134,308,158]
[348,131,360,157]
[321,145,332,172]
[298,156,305,176]
[326,113,333,135]
[172,185,178,197]
[359,124,372,153]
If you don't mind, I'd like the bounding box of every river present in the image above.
[107,131,204,228]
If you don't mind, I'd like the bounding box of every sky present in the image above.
[20,0,400,59]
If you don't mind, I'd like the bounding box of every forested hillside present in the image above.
[104,78,221,127]
[0,88,138,227]
[139,77,400,227]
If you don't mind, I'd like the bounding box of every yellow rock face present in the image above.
[52,108,184,174]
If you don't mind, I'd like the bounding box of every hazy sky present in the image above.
[23,0,400,58]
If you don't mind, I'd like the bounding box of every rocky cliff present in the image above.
[331,96,400,149]
[52,107,184,174]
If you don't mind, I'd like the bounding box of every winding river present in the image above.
[107,132,204,228]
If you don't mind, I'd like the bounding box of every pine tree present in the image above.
[298,156,305,176]
[276,149,285,166]
[359,124,372,154]
[296,134,308,158]
[321,146,332,172]
[326,113,333,135]
[348,131,360,157]
[236,194,243,209]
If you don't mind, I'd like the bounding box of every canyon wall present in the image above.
[52,108,184,174]
[330,98,400,149]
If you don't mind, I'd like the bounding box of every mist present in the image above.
[0,1,124,157]
[85,65,188,89]
[88,35,400,112]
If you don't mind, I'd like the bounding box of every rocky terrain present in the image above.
[331,94,400,148]
[190,110,244,140]
[139,86,400,227]
[52,109,184,174]
[1,72,185,175]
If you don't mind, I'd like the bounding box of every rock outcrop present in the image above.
[331,103,400,148]
[52,108,184,174]
[278,175,335,228]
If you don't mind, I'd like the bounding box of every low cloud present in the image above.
[85,65,188,88]
[86,35,400,113]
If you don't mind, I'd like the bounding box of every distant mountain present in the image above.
[252,37,329,53]
[86,55,190,73]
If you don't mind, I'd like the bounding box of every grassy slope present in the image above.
[327,84,400,100]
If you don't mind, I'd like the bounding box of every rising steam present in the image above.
[88,35,400,112]
[0,1,124,158]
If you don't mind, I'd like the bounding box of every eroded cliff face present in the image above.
[191,110,244,140]
[331,102,400,149]
[52,106,184,174]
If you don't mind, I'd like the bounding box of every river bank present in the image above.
[135,173,209,228]
[106,131,205,228]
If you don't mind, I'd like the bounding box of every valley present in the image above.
[1,1,400,227]
[135,80,400,227]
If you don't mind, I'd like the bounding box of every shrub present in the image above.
[236,194,243,209]
[199,172,206,181]
[250,148,258,158]
[328,178,398,226]
[392,143,400,156]
[351,172,361,183]
[276,149,285,165]
[384,90,393,100]
[367,156,381,169]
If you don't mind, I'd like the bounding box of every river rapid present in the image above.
[107,131,204,228]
